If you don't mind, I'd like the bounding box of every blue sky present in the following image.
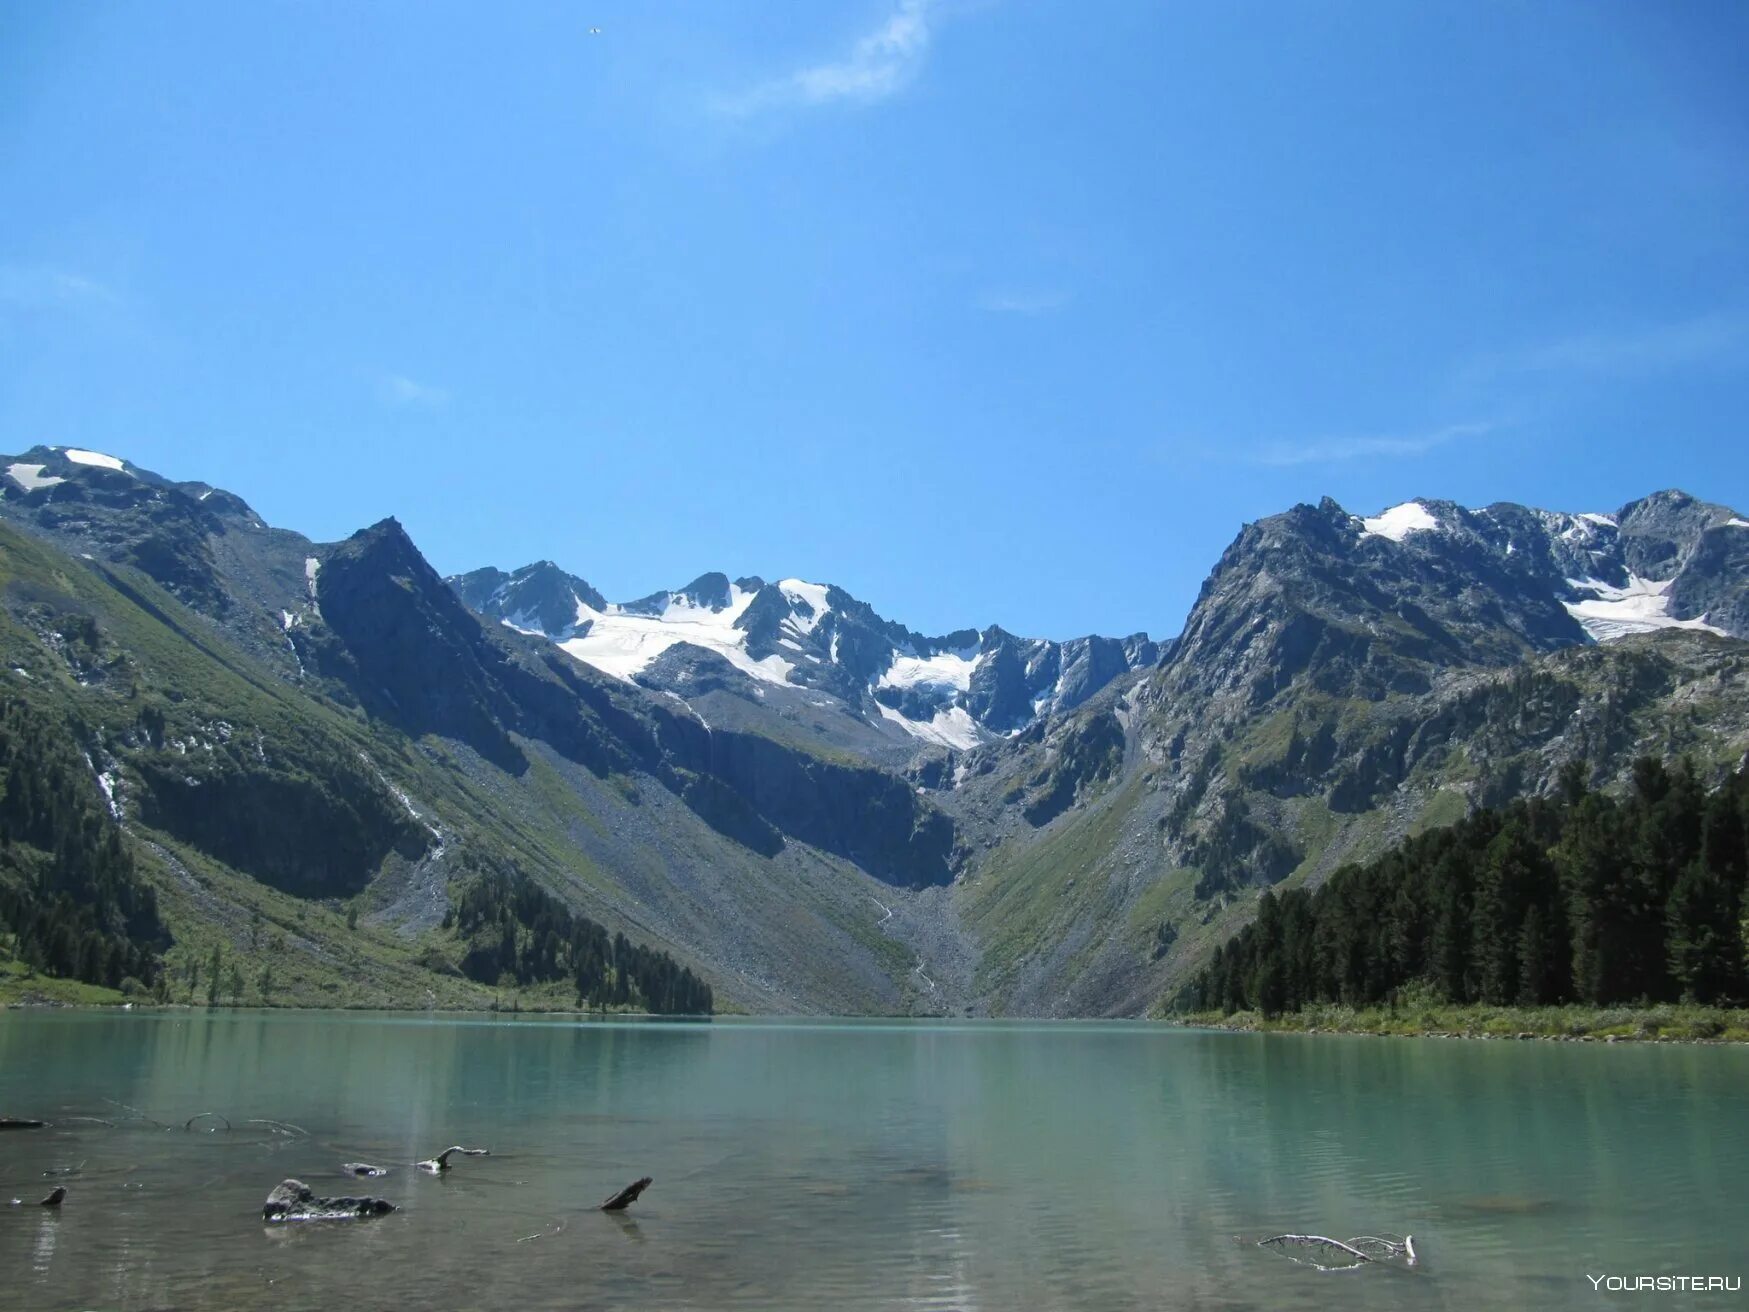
[2,1,1746,640]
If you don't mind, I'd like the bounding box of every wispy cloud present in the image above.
[978,289,1070,316]
[716,0,937,117]
[0,265,115,312]
[1249,422,1495,468]
[1469,313,1748,380]
[377,374,450,410]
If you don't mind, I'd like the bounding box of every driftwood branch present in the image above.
[417,1146,490,1172]
[1258,1232,1417,1272]
[599,1177,652,1211]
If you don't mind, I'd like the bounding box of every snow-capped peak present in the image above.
[1360,501,1439,542]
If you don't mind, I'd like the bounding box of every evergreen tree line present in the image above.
[445,858,713,1014]
[1183,757,1749,1016]
[0,696,166,988]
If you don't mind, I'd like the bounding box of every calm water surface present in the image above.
[0,1010,1744,1310]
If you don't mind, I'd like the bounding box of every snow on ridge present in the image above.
[6,462,64,491]
[778,579,832,636]
[1727,518,1749,529]
[1562,574,1724,643]
[1577,512,1618,527]
[875,701,981,751]
[560,583,794,686]
[879,649,977,693]
[62,448,128,472]
[1360,501,1439,542]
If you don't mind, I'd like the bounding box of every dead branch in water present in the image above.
[599,1177,652,1211]
[416,1146,490,1172]
[1258,1232,1418,1272]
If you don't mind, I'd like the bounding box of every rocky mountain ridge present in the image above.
[3,442,1746,1017]
[449,559,1160,753]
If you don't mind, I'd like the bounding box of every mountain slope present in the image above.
[0,452,980,1012]
[943,490,1749,1015]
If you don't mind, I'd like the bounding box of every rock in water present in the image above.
[263,1179,395,1222]
[39,1187,65,1208]
[343,1162,390,1178]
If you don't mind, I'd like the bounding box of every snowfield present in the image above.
[62,448,128,472]
[558,583,795,685]
[1563,575,1724,643]
[876,702,981,751]
[6,463,65,491]
[878,648,980,693]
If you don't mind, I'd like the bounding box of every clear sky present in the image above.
[3,1,1746,640]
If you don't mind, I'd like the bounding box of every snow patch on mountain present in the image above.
[879,649,979,693]
[559,583,795,685]
[876,701,981,751]
[6,463,64,491]
[1563,575,1725,642]
[1361,501,1439,541]
[777,579,831,635]
[62,448,128,472]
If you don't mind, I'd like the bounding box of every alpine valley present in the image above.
[3,444,1747,1015]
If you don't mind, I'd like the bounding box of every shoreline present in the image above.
[1170,1004,1749,1045]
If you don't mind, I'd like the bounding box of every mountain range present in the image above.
[2,441,1746,1015]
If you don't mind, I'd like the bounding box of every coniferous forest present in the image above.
[0,696,166,989]
[446,854,714,1015]
[1183,758,1749,1017]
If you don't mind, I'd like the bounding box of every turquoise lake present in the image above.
[0,1010,1744,1309]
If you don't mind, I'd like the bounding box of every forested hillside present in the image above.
[0,695,166,990]
[1182,758,1749,1015]
[447,851,713,1014]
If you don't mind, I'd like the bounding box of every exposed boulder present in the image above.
[262,1178,395,1222]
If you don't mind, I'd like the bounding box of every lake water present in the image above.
[0,1011,1743,1310]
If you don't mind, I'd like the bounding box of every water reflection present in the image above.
[0,1013,1744,1310]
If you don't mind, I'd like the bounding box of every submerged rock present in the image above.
[7,1188,64,1207]
[342,1162,390,1178]
[263,1179,395,1222]
[0,1117,46,1131]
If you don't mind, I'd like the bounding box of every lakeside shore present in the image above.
[1173,1002,1749,1043]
